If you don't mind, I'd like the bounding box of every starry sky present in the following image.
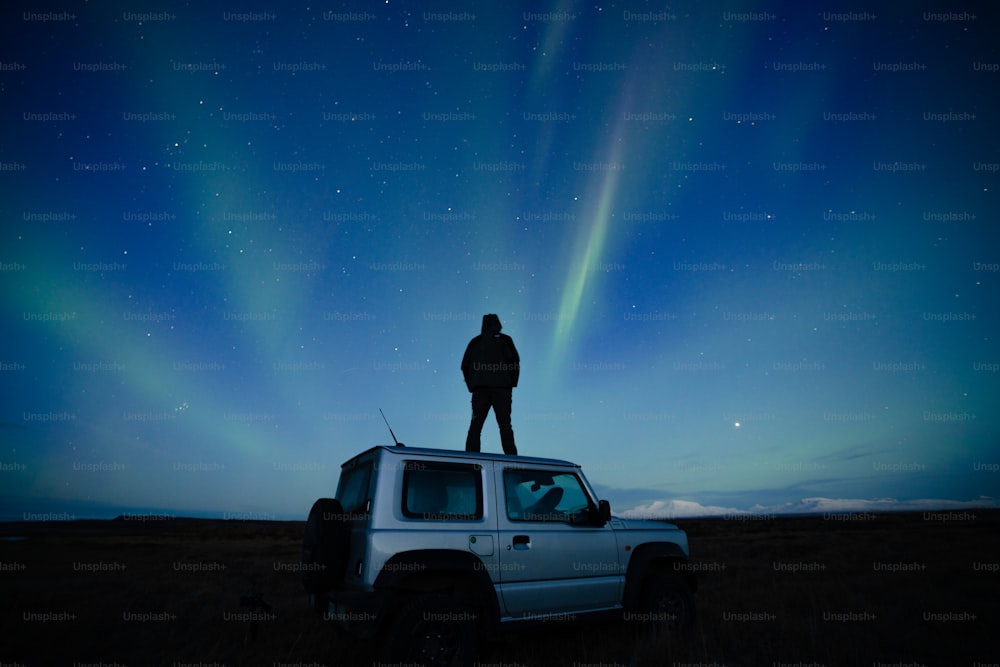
[1,1,997,521]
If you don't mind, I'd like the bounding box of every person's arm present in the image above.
[461,339,476,391]
[506,337,520,387]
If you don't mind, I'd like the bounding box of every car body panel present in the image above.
[311,444,694,637]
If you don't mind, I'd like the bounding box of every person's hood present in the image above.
[481,313,502,336]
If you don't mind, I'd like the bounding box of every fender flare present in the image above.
[622,541,697,610]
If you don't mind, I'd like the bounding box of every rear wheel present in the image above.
[301,498,350,601]
[381,594,478,667]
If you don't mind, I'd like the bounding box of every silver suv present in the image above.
[302,445,696,665]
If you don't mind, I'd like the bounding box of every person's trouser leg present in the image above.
[492,388,517,455]
[465,390,491,452]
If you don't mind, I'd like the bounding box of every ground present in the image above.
[1,511,997,666]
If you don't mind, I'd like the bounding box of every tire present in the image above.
[301,498,350,596]
[637,571,696,631]
[380,595,478,667]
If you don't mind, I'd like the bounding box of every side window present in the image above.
[402,461,483,520]
[336,461,373,517]
[503,469,592,522]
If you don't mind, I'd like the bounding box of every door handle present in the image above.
[511,534,530,550]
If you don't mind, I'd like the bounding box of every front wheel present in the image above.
[636,571,696,631]
[380,595,478,667]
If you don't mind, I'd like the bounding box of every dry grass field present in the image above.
[1,510,997,666]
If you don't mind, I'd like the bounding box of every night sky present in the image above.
[1,1,997,521]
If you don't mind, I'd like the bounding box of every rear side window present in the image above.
[402,461,483,520]
[336,461,373,516]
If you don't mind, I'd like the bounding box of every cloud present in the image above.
[618,495,999,520]
[809,442,896,463]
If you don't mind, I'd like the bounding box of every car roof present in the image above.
[342,444,579,469]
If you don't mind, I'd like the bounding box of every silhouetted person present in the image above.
[462,313,519,455]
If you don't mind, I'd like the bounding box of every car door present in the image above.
[494,464,622,618]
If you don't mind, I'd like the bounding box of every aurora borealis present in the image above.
[1,1,997,520]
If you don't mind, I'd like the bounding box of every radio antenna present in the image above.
[379,408,404,447]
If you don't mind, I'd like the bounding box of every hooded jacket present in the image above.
[461,314,520,391]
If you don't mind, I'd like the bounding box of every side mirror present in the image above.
[570,500,613,526]
[597,499,612,524]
